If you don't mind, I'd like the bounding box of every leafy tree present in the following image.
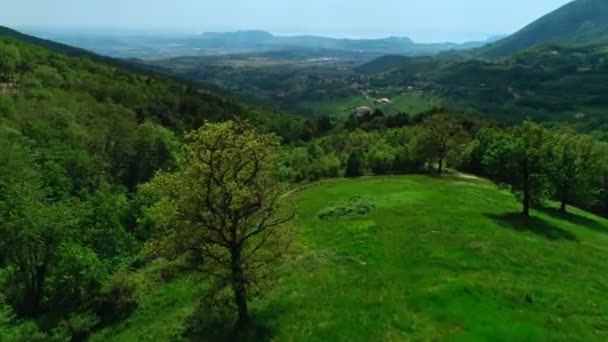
[144,121,294,327]
[45,243,106,313]
[367,144,395,175]
[483,120,551,217]
[0,42,20,82]
[414,114,467,174]
[345,150,365,177]
[548,132,606,213]
[124,121,179,190]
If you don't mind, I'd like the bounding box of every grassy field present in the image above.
[381,92,443,114]
[92,175,608,341]
[302,91,442,118]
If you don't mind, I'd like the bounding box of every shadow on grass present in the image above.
[186,319,274,342]
[538,207,608,235]
[486,213,578,242]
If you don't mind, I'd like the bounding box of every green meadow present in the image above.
[94,175,608,341]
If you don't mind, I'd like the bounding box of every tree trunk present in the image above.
[522,164,530,218]
[559,200,567,214]
[559,186,568,214]
[231,248,249,327]
[438,158,443,174]
[20,264,46,317]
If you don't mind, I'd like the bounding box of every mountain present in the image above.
[189,31,503,57]
[480,0,608,58]
[0,26,102,57]
[34,29,494,60]
[194,30,415,53]
[0,27,307,141]
[359,43,608,127]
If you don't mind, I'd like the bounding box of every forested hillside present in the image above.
[480,0,608,58]
[0,28,313,340]
[359,44,608,134]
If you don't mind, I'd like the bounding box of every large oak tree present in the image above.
[144,121,294,327]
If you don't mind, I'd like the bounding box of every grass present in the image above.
[90,275,205,342]
[301,95,371,117]
[92,175,608,341]
[301,90,442,117]
[381,91,443,114]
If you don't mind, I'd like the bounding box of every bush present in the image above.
[96,269,138,324]
[45,243,107,313]
[55,312,100,341]
[318,197,375,221]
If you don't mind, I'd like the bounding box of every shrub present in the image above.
[318,197,375,221]
[96,269,138,324]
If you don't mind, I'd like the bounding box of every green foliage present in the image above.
[483,120,553,215]
[144,121,294,327]
[317,196,375,221]
[124,121,179,190]
[345,150,365,178]
[0,41,20,81]
[414,114,469,173]
[367,143,396,175]
[45,243,106,313]
[96,269,138,324]
[96,175,608,341]
[183,287,237,340]
[480,0,608,58]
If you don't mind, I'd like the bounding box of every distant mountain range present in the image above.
[480,0,608,57]
[25,29,500,60]
[188,30,500,57]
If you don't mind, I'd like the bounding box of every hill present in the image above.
[480,0,608,58]
[91,175,608,341]
[358,44,608,130]
[0,27,312,340]
[0,26,100,57]
[0,27,307,139]
[37,29,495,59]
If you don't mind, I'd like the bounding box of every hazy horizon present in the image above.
[3,0,573,43]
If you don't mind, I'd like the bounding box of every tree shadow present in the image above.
[486,213,578,242]
[538,207,608,235]
[186,319,274,342]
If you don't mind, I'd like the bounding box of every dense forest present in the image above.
[0,31,321,340]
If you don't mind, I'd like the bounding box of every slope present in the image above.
[0,27,306,139]
[91,175,608,341]
[481,0,608,58]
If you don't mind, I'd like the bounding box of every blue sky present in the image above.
[2,0,573,42]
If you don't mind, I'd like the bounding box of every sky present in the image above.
[1,0,573,43]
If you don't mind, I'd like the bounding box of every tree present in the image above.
[0,42,20,82]
[345,150,365,177]
[414,114,467,174]
[483,120,551,217]
[367,143,395,175]
[124,121,178,190]
[548,132,606,213]
[144,121,294,327]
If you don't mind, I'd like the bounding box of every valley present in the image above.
[4,0,608,340]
